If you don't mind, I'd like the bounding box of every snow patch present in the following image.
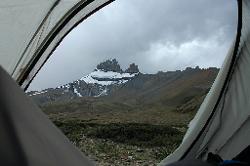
[73,87,82,97]
[29,90,47,96]
[80,69,137,86]
[57,84,70,89]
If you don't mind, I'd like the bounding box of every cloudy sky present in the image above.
[28,0,237,91]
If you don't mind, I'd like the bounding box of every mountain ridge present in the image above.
[27,59,141,105]
[27,59,219,112]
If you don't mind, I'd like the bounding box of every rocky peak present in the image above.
[125,63,140,74]
[96,59,122,73]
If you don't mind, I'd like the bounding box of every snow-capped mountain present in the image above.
[27,59,139,105]
[53,69,138,98]
[80,69,137,86]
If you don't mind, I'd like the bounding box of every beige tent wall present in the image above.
[0,0,55,73]
[0,0,113,89]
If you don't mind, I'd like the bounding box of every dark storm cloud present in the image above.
[28,0,237,91]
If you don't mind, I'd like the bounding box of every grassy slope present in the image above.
[39,68,218,165]
[43,69,217,126]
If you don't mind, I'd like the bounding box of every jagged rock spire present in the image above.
[125,63,139,74]
[96,59,140,74]
[96,59,123,73]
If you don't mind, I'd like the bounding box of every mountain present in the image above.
[28,59,219,115]
[27,59,139,105]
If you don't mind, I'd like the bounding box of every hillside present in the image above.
[35,66,218,117]
[28,59,219,165]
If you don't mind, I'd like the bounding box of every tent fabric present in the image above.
[161,0,250,165]
[0,66,94,166]
[0,0,113,89]
[166,160,213,166]
[0,0,249,166]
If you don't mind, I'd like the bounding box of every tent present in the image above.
[0,0,248,165]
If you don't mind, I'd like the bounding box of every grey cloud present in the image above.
[28,0,237,91]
